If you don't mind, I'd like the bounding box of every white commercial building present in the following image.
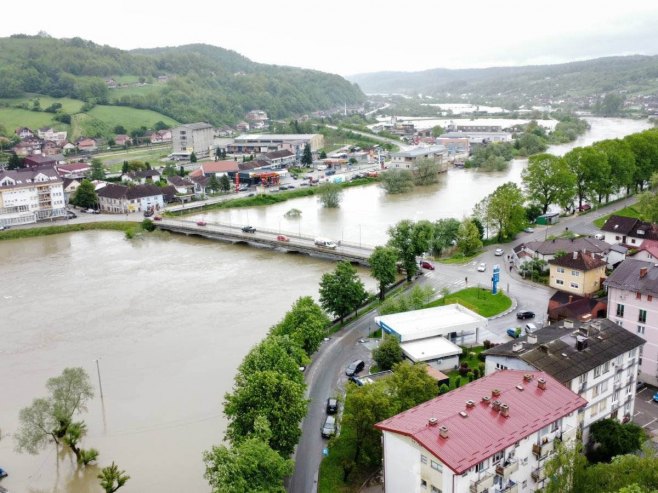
[0,167,66,227]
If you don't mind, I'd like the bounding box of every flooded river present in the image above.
[0,117,651,492]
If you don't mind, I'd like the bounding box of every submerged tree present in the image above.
[98,462,130,493]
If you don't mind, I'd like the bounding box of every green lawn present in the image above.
[98,146,173,172]
[87,105,178,132]
[109,84,162,100]
[0,221,140,241]
[594,205,643,228]
[0,107,68,134]
[0,95,84,114]
[438,251,481,264]
[425,287,512,317]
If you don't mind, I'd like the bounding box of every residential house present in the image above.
[12,138,43,157]
[0,167,67,227]
[261,149,296,169]
[150,129,172,143]
[37,127,67,144]
[216,126,235,138]
[114,134,132,146]
[41,141,62,156]
[605,259,658,386]
[547,291,608,322]
[171,122,214,157]
[191,160,240,178]
[24,155,62,168]
[389,145,449,172]
[96,183,164,213]
[122,169,161,185]
[62,178,82,204]
[375,370,586,493]
[245,110,268,123]
[189,175,210,198]
[484,319,643,442]
[15,127,35,139]
[62,142,77,154]
[55,163,91,179]
[631,239,658,262]
[600,214,658,247]
[548,251,607,296]
[512,237,614,268]
[235,121,250,132]
[76,138,98,152]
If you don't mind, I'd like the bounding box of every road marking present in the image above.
[642,418,657,429]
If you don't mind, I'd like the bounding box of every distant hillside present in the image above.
[0,35,365,126]
[348,55,658,105]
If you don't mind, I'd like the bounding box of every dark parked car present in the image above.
[516,310,535,320]
[326,398,338,414]
[345,359,365,376]
[241,225,256,233]
[66,211,77,219]
[143,209,154,217]
[325,169,336,176]
[321,415,337,438]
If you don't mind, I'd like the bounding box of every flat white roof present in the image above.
[401,337,462,362]
[375,303,487,342]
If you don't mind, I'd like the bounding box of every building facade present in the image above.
[96,183,164,213]
[171,123,214,158]
[0,167,66,227]
[605,259,658,386]
[548,251,607,296]
[376,370,586,493]
[390,145,448,171]
[227,133,324,154]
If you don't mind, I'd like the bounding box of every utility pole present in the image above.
[95,359,104,399]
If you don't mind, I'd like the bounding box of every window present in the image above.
[637,292,642,300]
[421,454,428,464]
[556,279,564,285]
[639,310,647,323]
[421,479,427,489]
[579,373,588,384]
[492,451,504,464]
[638,325,645,335]
[613,390,620,402]
[557,267,565,273]
[431,460,442,472]
[570,282,579,289]
[594,365,602,378]
[590,405,598,417]
[649,295,653,302]
[572,270,580,276]
[599,399,607,413]
[616,304,625,317]
[496,363,508,370]
[475,461,485,473]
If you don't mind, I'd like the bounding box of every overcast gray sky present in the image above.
[2,0,658,76]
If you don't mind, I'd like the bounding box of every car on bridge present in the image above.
[242,225,256,233]
[277,234,290,242]
[196,220,207,226]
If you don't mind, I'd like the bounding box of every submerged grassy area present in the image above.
[0,221,140,241]
[425,286,512,317]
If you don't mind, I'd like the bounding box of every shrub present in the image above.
[479,363,485,374]
[439,383,449,395]
[467,372,474,382]
[454,376,461,388]
[473,368,480,379]
[478,352,486,362]
[141,219,156,231]
[458,364,470,376]
[483,340,492,349]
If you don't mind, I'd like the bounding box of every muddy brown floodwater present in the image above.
[0,117,650,492]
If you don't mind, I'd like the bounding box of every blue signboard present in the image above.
[492,265,500,294]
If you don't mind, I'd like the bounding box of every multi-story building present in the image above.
[389,145,449,171]
[484,318,644,441]
[605,258,658,386]
[548,251,607,296]
[0,167,66,227]
[96,183,164,214]
[375,370,586,493]
[227,133,324,155]
[171,123,214,158]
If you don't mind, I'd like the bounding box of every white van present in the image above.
[316,164,327,171]
[315,237,337,249]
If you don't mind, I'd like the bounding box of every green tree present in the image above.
[543,440,587,493]
[16,368,94,455]
[98,462,130,493]
[317,182,343,208]
[319,150,327,159]
[432,218,461,255]
[203,435,293,493]
[113,125,127,135]
[238,335,308,386]
[637,173,658,222]
[319,261,368,323]
[476,182,526,241]
[369,246,398,300]
[387,361,437,411]
[190,152,197,163]
[378,285,434,315]
[7,152,23,170]
[71,179,98,209]
[563,146,604,208]
[579,448,658,493]
[431,125,444,137]
[301,143,313,166]
[372,335,403,371]
[270,296,329,355]
[456,218,483,256]
[223,370,307,456]
[154,121,169,131]
[162,163,176,177]
[380,169,414,194]
[625,129,658,191]
[522,153,576,214]
[414,158,440,185]
[388,220,419,281]
[90,158,106,180]
[208,175,220,192]
[588,419,645,463]
[219,174,231,192]
[594,139,636,197]
[411,220,435,256]
[594,93,625,116]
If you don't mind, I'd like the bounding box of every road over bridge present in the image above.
[155,219,374,266]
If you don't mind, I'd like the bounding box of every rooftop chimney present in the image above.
[492,388,501,398]
[428,417,438,426]
[500,403,510,417]
[573,251,578,260]
[492,400,501,411]
[466,400,475,409]
[482,395,491,404]
[523,374,534,382]
[439,425,449,438]
[537,378,547,390]
[640,267,648,278]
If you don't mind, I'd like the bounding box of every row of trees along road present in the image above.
[15,367,130,492]
[204,296,330,493]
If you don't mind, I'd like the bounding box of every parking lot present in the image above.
[634,384,658,442]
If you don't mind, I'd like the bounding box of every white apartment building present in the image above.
[376,370,586,493]
[171,122,214,158]
[605,259,658,386]
[0,167,66,227]
[484,319,643,442]
[389,145,448,171]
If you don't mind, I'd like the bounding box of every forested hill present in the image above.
[348,55,658,103]
[0,35,365,125]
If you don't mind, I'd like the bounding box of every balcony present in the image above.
[495,460,519,478]
[496,480,519,493]
[531,467,545,482]
[560,427,578,443]
[469,473,494,493]
[532,440,554,458]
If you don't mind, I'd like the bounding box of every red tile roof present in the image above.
[375,370,586,474]
[201,160,239,174]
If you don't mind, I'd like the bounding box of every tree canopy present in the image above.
[319,261,368,323]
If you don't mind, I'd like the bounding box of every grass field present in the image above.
[109,84,162,100]
[0,95,84,114]
[93,145,173,172]
[0,221,140,241]
[425,287,512,317]
[87,105,178,132]
[593,204,643,228]
[0,107,68,134]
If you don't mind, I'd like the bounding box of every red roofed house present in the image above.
[375,370,586,493]
[196,160,240,178]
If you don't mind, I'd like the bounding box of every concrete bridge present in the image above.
[155,219,374,266]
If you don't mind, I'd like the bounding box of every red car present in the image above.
[578,204,592,212]
[153,215,162,221]
[196,220,207,226]
[277,234,290,242]
[420,260,435,270]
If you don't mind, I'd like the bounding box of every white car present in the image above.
[477,262,487,272]
[494,248,504,256]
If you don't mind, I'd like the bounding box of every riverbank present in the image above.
[0,221,140,241]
